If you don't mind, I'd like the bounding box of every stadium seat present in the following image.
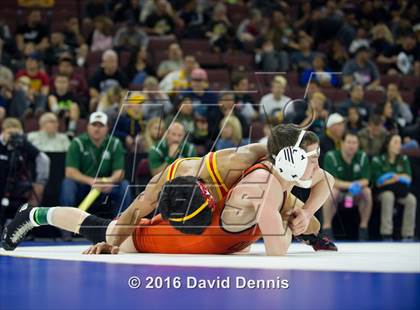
[119,51,131,68]
[364,90,386,104]
[194,52,223,68]
[86,51,103,66]
[207,69,230,89]
[400,90,414,105]
[180,39,211,54]
[148,37,177,51]
[223,53,254,71]
[381,74,401,88]
[23,117,38,133]
[400,76,420,91]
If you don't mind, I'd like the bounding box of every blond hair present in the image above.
[144,117,165,151]
[273,75,287,87]
[220,116,243,145]
[311,91,326,102]
[371,24,394,44]
[2,118,23,130]
[98,85,123,111]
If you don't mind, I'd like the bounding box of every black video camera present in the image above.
[8,133,25,149]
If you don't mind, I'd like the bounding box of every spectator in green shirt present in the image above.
[371,134,417,241]
[148,122,196,176]
[60,111,132,217]
[323,132,372,240]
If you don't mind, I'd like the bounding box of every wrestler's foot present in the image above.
[1,203,36,251]
[296,234,338,251]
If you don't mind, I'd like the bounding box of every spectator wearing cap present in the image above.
[323,131,372,241]
[60,111,131,216]
[13,52,49,115]
[259,76,293,123]
[342,45,381,90]
[27,112,70,152]
[157,43,184,78]
[319,113,345,166]
[180,68,218,130]
[54,56,89,108]
[159,55,197,93]
[15,10,49,52]
[48,73,80,137]
[358,114,388,158]
[113,19,149,52]
[337,84,372,123]
[89,50,129,111]
[148,122,196,176]
[142,76,173,120]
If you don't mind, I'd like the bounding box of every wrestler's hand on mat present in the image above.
[82,242,119,255]
[289,209,311,236]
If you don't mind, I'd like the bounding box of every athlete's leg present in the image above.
[48,207,90,234]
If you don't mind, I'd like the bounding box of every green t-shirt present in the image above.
[66,133,125,177]
[370,154,412,185]
[323,150,370,182]
[148,139,197,169]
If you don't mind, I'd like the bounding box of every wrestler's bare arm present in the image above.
[219,143,267,169]
[303,168,335,216]
[226,169,292,256]
[107,173,164,247]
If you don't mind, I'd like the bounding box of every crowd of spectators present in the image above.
[0,0,419,240]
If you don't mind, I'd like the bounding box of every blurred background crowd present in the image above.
[0,0,419,241]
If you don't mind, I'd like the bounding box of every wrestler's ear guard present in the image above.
[272,130,319,181]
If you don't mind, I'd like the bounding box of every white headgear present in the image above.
[272,130,319,182]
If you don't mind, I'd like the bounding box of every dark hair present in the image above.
[55,73,69,80]
[231,73,247,88]
[380,133,400,156]
[267,124,319,163]
[158,176,212,235]
[342,131,359,141]
[368,114,384,125]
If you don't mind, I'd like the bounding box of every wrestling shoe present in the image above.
[1,203,36,251]
[296,234,338,251]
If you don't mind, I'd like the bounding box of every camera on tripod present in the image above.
[1,133,34,207]
[8,133,25,149]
